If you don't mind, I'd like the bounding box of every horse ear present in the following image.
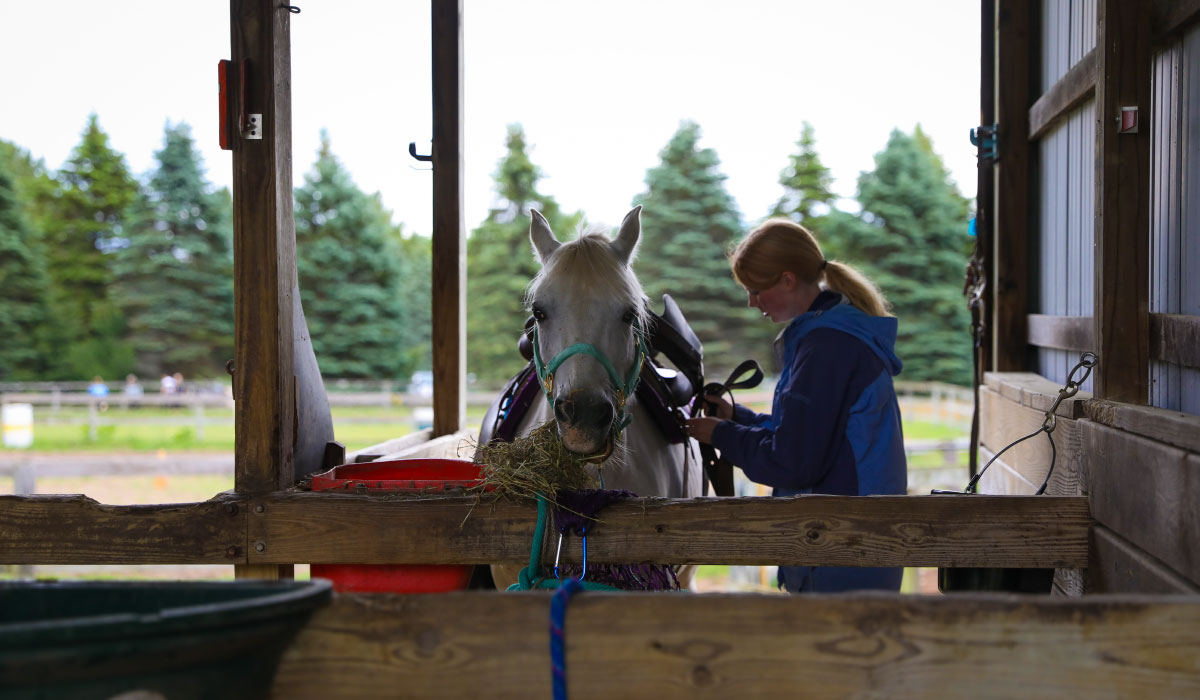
[611,205,641,265]
[529,209,561,263]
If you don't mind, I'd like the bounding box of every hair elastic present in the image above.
[820,259,829,270]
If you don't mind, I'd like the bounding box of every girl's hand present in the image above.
[701,392,734,420]
[685,416,723,444]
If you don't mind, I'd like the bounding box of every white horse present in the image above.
[491,206,704,589]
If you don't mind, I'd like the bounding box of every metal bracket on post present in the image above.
[970,124,999,163]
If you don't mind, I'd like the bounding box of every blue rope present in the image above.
[550,576,585,700]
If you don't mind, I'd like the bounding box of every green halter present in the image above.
[530,318,648,435]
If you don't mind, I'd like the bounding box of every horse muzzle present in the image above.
[553,392,615,455]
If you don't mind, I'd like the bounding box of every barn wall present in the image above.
[1034,0,1096,388]
[979,372,1200,595]
[1149,24,1200,415]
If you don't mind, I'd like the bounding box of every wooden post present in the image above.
[1093,0,1151,403]
[430,0,466,437]
[230,0,297,580]
[993,0,1033,372]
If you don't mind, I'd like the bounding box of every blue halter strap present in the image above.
[530,318,647,435]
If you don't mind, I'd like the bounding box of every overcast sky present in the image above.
[1,1,980,236]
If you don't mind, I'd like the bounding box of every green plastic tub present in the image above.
[0,579,332,700]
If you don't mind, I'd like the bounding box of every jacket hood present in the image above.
[782,296,903,376]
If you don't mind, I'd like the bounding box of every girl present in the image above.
[685,218,907,592]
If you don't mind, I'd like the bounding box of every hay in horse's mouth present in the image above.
[471,419,601,501]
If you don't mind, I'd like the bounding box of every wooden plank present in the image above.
[994,0,1034,371]
[230,0,297,494]
[1152,0,1200,40]
[1029,49,1097,140]
[430,0,466,437]
[982,371,1090,418]
[377,428,474,460]
[272,592,1200,699]
[0,494,245,565]
[974,0,996,378]
[244,493,1090,568]
[1094,0,1151,402]
[1083,421,1200,584]
[1090,524,1200,594]
[978,389,1084,496]
[1151,313,1200,368]
[1027,313,1095,352]
[1084,397,1200,453]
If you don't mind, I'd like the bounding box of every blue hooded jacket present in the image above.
[711,290,907,592]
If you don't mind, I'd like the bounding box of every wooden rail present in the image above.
[270,592,1200,699]
[0,494,1090,568]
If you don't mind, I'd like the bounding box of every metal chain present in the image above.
[938,352,1097,496]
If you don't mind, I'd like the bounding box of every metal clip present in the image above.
[553,531,565,579]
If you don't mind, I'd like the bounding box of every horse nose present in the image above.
[554,394,614,432]
[553,397,575,424]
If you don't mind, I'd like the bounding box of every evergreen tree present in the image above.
[769,122,837,225]
[42,114,139,380]
[0,140,58,232]
[466,124,582,384]
[820,127,973,385]
[112,122,234,378]
[294,132,414,379]
[387,226,432,374]
[0,157,50,380]
[632,121,769,378]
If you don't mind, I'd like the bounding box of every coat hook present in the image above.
[408,142,433,162]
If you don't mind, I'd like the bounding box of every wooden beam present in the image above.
[0,494,1090,568]
[0,494,245,565]
[1150,313,1200,368]
[1084,397,1200,460]
[1027,314,1095,352]
[1090,524,1200,594]
[993,0,1034,371]
[230,0,297,581]
[1029,49,1097,140]
[1152,0,1200,40]
[244,493,1090,568]
[1093,0,1151,403]
[272,593,1200,699]
[230,0,297,493]
[430,0,466,437]
[1083,420,1200,585]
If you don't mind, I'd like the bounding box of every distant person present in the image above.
[173,372,185,394]
[87,376,109,397]
[160,373,177,395]
[87,375,110,412]
[685,218,907,594]
[123,374,144,409]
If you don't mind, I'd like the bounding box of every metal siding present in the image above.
[1183,26,1200,414]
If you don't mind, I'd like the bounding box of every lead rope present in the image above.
[936,352,1096,495]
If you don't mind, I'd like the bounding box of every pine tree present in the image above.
[387,226,432,375]
[820,127,973,385]
[112,122,234,379]
[293,132,414,379]
[42,114,139,380]
[466,124,582,384]
[0,157,50,380]
[770,122,837,225]
[632,121,769,378]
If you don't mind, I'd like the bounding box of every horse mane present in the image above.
[526,226,649,330]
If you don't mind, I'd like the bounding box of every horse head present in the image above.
[526,206,648,457]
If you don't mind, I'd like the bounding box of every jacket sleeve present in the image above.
[731,403,770,426]
[710,330,865,489]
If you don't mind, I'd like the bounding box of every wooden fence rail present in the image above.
[0,493,1090,568]
[271,592,1200,699]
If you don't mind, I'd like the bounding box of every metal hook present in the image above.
[408,142,432,163]
[579,527,588,581]
[554,531,565,579]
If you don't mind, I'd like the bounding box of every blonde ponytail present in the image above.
[731,218,892,317]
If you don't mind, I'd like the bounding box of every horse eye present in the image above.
[532,306,547,323]
[621,308,636,325]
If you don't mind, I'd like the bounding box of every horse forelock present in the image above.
[526,232,648,329]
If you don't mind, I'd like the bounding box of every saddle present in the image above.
[479,294,705,450]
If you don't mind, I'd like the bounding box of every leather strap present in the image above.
[698,360,764,497]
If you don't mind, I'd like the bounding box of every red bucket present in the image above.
[309,458,485,593]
